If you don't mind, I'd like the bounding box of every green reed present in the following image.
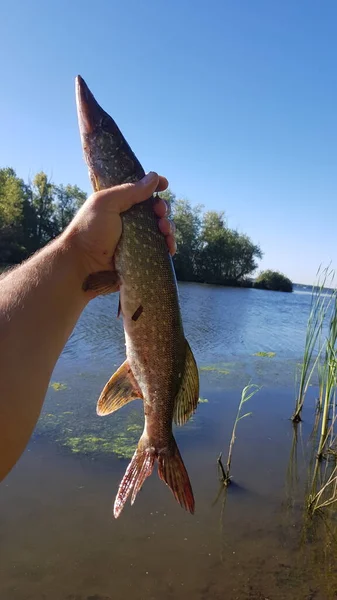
[307,459,337,515]
[292,266,335,423]
[317,336,337,460]
[218,384,259,486]
[306,310,337,515]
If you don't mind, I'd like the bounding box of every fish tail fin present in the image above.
[113,435,155,519]
[158,436,195,515]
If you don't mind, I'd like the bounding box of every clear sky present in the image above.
[1,0,336,284]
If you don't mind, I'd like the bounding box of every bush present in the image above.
[254,270,293,293]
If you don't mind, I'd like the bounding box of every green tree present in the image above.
[54,184,87,232]
[254,270,293,292]
[0,167,88,263]
[228,231,262,281]
[159,188,176,211]
[0,168,264,286]
[0,168,28,263]
[172,199,202,281]
[0,168,25,227]
[31,172,57,246]
[197,211,262,284]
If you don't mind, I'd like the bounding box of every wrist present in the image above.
[50,233,91,307]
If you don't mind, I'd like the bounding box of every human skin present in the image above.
[0,172,175,482]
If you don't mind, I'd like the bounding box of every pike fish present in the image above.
[75,75,199,518]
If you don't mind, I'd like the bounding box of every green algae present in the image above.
[37,405,143,459]
[50,382,67,391]
[200,365,230,374]
[253,351,276,358]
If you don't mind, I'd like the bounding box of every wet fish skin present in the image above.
[76,75,145,188]
[75,76,199,518]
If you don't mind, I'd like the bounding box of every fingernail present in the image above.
[142,171,157,185]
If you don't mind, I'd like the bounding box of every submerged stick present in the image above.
[217,452,230,486]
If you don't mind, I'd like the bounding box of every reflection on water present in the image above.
[1,283,337,599]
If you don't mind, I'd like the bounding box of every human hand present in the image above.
[64,172,175,295]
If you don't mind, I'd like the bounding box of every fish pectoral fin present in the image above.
[97,360,143,416]
[173,340,199,426]
[83,270,119,296]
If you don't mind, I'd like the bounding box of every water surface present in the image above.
[1,283,335,599]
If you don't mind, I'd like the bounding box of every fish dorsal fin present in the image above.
[97,360,143,416]
[173,341,199,426]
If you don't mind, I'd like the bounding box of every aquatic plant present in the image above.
[50,381,67,391]
[292,266,335,423]
[200,365,230,374]
[317,338,337,459]
[306,317,337,515]
[217,383,259,486]
[253,351,276,358]
[62,431,141,458]
[307,460,337,515]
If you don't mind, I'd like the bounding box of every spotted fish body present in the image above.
[76,76,199,517]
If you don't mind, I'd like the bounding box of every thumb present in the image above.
[103,172,160,213]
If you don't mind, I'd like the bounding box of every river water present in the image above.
[1,283,336,599]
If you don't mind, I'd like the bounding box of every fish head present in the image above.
[75,75,145,191]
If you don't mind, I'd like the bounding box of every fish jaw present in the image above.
[75,75,145,190]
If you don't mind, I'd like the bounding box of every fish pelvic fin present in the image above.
[114,436,155,518]
[158,436,195,515]
[173,340,199,426]
[82,270,119,295]
[113,435,195,518]
[97,360,143,416]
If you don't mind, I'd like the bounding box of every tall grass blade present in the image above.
[292,265,335,422]
[218,384,260,486]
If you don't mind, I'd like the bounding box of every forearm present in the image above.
[0,234,88,481]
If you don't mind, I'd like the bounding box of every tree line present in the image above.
[160,189,263,285]
[0,167,263,286]
[0,167,86,263]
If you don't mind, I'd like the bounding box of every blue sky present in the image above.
[1,0,336,284]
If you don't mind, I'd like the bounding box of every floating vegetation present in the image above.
[198,397,209,403]
[200,365,230,374]
[50,382,67,391]
[37,405,144,460]
[217,383,259,486]
[253,351,276,358]
[61,431,140,458]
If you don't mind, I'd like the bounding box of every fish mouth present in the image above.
[75,75,145,187]
[75,74,107,136]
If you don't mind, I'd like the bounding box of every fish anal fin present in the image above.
[158,436,194,514]
[97,360,143,416]
[83,270,119,296]
[173,340,199,426]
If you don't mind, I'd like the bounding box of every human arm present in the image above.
[0,172,174,482]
